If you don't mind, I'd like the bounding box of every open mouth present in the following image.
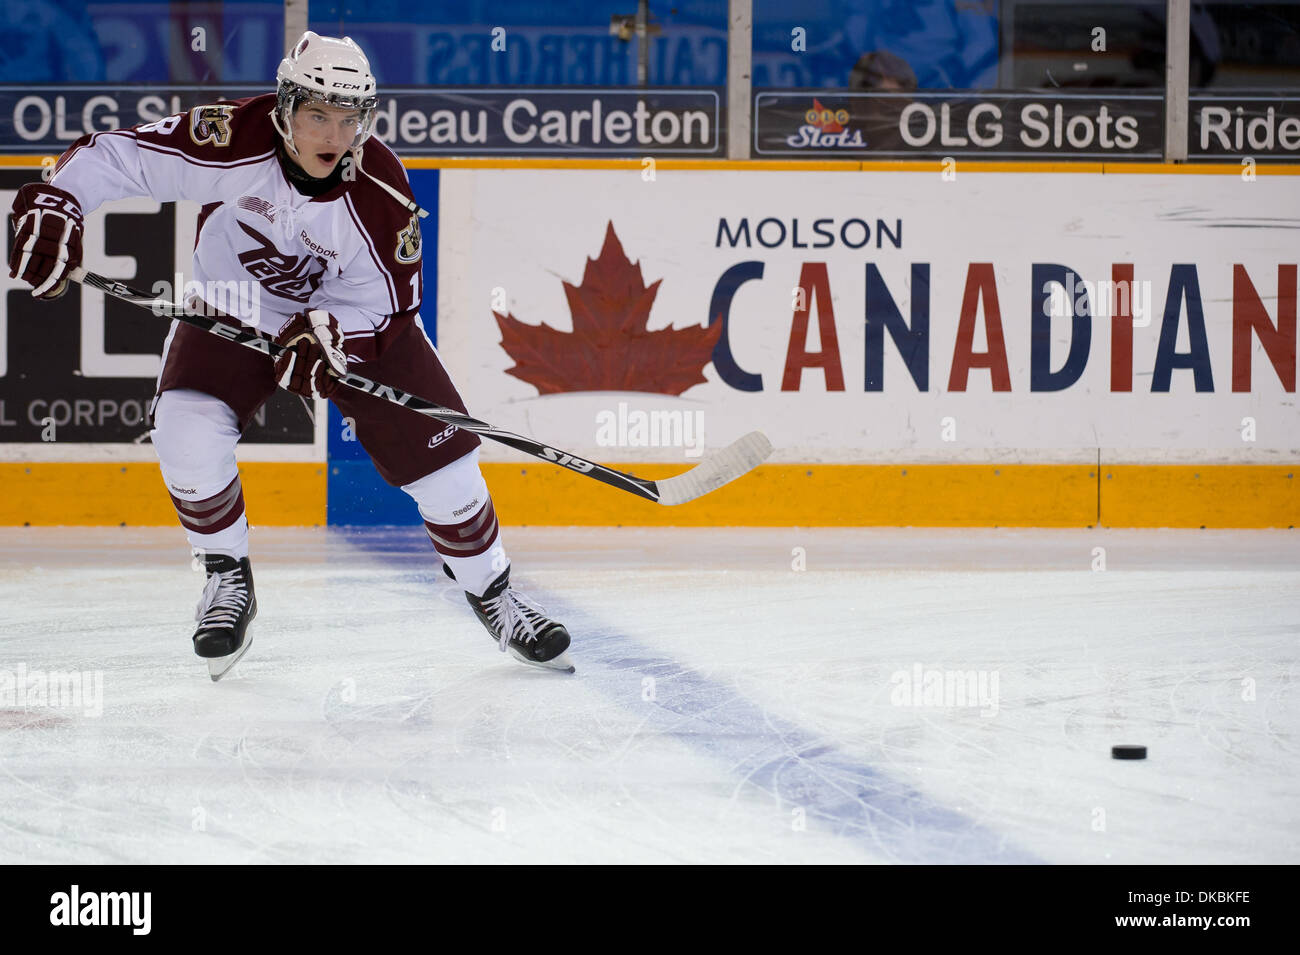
[317,152,339,165]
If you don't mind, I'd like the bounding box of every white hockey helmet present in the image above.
[272,31,378,155]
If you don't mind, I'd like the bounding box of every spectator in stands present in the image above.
[849,49,917,153]
[850,50,917,92]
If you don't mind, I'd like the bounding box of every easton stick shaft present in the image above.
[69,268,771,505]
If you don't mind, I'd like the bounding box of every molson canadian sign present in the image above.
[437,169,1297,463]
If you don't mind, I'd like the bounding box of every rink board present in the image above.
[1,157,1297,527]
[437,164,1300,460]
[436,160,1300,528]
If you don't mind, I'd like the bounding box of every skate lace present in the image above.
[195,569,249,629]
[482,588,549,652]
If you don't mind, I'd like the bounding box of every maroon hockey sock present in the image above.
[423,497,500,559]
[168,474,246,535]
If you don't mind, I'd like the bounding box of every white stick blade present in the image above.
[655,431,772,506]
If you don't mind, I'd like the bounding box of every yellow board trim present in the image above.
[0,462,1292,527]
[0,462,326,527]
[1100,465,1297,529]
[483,462,1098,527]
[481,463,1297,528]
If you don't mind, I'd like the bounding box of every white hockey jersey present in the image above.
[51,94,423,359]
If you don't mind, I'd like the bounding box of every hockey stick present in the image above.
[69,268,772,505]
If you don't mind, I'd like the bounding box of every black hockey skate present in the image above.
[193,553,258,682]
[462,567,575,673]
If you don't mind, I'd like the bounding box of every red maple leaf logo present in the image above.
[494,222,721,395]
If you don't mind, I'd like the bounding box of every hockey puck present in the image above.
[1111,745,1147,760]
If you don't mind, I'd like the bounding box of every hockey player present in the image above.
[8,32,573,679]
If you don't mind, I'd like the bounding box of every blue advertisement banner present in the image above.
[0,85,723,156]
[754,90,1165,160]
[1189,95,1300,160]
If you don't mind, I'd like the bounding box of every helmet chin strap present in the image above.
[269,106,299,157]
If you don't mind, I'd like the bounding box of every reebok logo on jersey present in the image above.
[396,214,421,264]
[429,424,457,448]
[300,230,338,260]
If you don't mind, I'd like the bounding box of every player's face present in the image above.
[290,103,362,177]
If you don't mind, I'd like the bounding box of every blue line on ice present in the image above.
[345,527,1040,864]
[560,643,1040,864]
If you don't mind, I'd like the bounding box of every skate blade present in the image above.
[507,646,576,674]
[207,633,254,682]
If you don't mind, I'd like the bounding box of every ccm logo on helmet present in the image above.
[333,82,363,90]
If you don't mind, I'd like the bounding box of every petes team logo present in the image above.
[395,214,421,264]
[190,105,234,147]
[236,221,326,303]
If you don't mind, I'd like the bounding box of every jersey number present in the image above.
[409,271,422,310]
[138,115,182,136]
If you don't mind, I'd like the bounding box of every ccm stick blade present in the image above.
[69,268,773,505]
[652,431,772,506]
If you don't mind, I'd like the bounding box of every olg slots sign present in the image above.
[708,260,1296,394]
[900,101,1142,151]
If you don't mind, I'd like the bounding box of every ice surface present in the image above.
[0,525,1296,864]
